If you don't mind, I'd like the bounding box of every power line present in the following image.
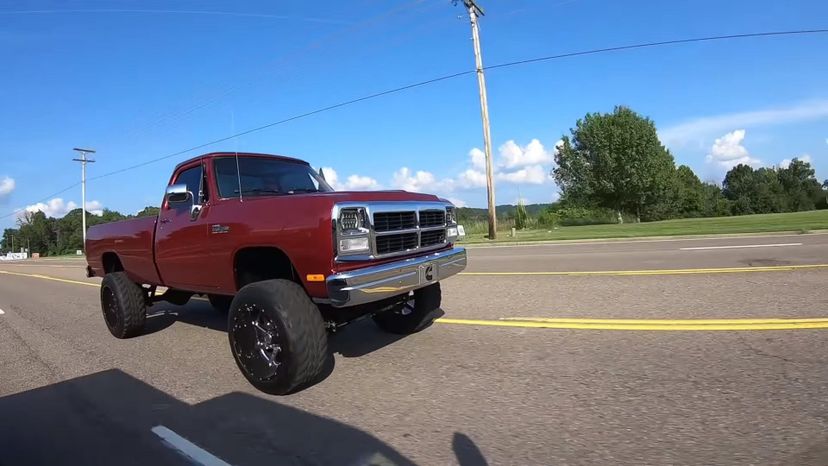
[0,183,80,220]
[87,69,476,182]
[484,29,828,71]
[5,27,827,220]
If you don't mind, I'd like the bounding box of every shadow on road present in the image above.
[144,299,227,335]
[453,433,490,466]
[0,369,419,466]
[137,301,445,395]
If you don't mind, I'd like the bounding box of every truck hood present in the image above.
[313,190,445,203]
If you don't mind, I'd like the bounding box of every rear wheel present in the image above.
[228,279,328,395]
[373,283,441,335]
[208,294,233,314]
[100,272,147,338]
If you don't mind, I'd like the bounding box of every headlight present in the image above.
[337,207,370,255]
[340,208,366,232]
[339,236,369,253]
[446,206,457,225]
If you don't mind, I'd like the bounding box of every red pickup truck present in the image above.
[86,152,466,394]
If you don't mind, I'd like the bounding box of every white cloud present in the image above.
[18,198,103,219]
[392,167,451,192]
[705,129,763,169]
[660,99,828,147]
[320,167,380,191]
[496,165,548,184]
[0,177,14,199]
[469,148,486,170]
[780,154,812,169]
[457,168,487,188]
[85,200,104,216]
[498,139,555,168]
[343,174,380,190]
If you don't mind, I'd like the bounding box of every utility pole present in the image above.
[458,0,497,239]
[72,147,96,252]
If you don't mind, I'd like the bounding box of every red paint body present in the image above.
[85,153,447,299]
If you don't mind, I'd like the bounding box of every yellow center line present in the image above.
[500,316,828,325]
[0,270,99,287]
[459,263,828,276]
[436,318,828,331]
[3,268,827,331]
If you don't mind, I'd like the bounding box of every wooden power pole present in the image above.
[72,147,96,252]
[459,0,497,239]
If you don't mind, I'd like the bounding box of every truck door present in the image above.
[155,162,218,291]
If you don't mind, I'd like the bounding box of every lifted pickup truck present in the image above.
[86,152,466,394]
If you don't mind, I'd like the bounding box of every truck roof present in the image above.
[174,152,309,171]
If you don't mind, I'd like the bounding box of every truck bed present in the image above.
[86,216,161,285]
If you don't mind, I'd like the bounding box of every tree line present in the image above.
[459,106,826,231]
[1,206,159,256]
[552,106,826,224]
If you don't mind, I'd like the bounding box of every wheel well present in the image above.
[234,247,299,291]
[102,252,124,274]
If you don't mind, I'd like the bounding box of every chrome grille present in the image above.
[376,233,418,255]
[374,211,417,232]
[335,202,454,261]
[420,229,446,247]
[419,210,446,228]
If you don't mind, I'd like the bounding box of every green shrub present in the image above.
[537,210,560,228]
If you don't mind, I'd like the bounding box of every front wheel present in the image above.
[373,283,441,335]
[228,279,328,395]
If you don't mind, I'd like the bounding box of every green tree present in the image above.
[777,158,822,211]
[723,164,790,215]
[700,183,731,217]
[1,228,20,253]
[553,106,676,223]
[135,206,160,218]
[17,211,56,255]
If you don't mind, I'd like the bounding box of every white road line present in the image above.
[151,425,233,466]
[679,243,802,251]
[0,308,4,315]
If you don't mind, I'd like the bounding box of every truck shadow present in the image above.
[144,300,444,361]
[329,309,445,358]
[0,369,418,465]
[141,301,445,392]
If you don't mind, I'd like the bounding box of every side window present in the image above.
[173,166,203,205]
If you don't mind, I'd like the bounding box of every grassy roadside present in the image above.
[459,210,828,244]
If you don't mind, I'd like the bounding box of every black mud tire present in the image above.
[228,279,328,395]
[373,283,441,335]
[100,272,147,339]
[208,294,233,314]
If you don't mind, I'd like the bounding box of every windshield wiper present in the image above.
[235,189,285,195]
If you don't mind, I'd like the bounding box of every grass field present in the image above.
[459,210,828,244]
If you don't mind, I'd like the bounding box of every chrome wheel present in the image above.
[231,303,283,381]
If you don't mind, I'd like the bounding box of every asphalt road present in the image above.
[1,232,828,465]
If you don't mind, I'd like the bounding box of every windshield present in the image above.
[214,156,333,198]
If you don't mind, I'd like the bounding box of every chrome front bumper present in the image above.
[326,247,467,307]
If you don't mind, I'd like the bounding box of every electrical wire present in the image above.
[4,28,827,220]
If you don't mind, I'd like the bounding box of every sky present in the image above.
[1,0,827,228]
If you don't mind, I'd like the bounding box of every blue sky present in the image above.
[1,0,826,227]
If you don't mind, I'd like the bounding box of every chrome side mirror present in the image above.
[165,184,192,204]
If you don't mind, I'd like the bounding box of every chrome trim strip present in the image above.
[326,247,467,307]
